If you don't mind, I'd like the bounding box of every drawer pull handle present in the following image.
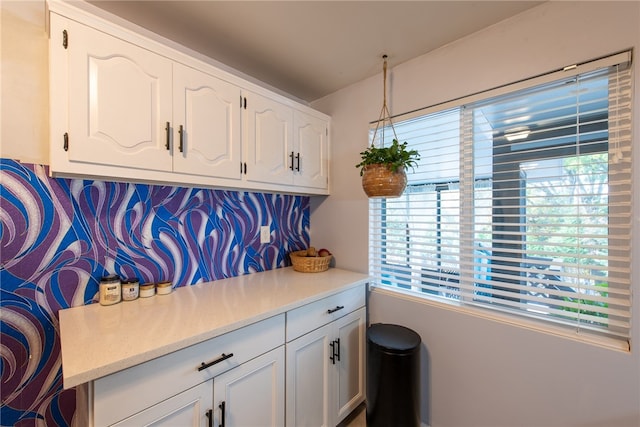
[327,305,344,314]
[178,124,184,153]
[219,401,226,427]
[206,408,213,427]
[198,352,234,371]
[165,121,171,150]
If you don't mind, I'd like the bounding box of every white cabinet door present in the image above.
[213,347,285,427]
[285,306,366,427]
[66,18,173,171]
[293,111,329,190]
[286,324,333,427]
[334,307,366,424]
[173,64,242,179]
[243,91,294,186]
[110,380,212,427]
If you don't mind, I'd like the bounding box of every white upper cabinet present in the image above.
[49,2,330,195]
[294,110,329,189]
[244,91,329,190]
[243,91,295,186]
[66,17,173,171]
[173,64,242,180]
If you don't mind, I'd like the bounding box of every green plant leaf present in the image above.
[355,139,420,176]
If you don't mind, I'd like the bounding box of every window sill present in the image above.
[369,284,630,353]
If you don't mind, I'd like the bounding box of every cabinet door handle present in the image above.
[197,353,234,371]
[295,152,300,171]
[290,151,295,170]
[219,401,226,427]
[335,338,341,362]
[165,121,171,150]
[178,125,184,153]
[327,305,344,314]
[206,409,213,427]
[329,341,336,365]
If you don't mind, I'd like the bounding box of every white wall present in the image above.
[311,2,640,426]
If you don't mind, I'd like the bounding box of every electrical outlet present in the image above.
[260,226,270,244]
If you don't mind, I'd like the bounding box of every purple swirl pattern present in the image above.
[0,159,309,426]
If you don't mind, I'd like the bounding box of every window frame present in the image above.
[368,51,633,350]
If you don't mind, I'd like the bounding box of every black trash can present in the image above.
[366,323,421,427]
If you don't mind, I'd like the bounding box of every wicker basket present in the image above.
[361,164,407,198]
[290,250,332,273]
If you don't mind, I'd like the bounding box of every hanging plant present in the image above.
[356,55,420,197]
[355,139,420,176]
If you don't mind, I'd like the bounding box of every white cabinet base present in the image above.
[213,347,285,427]
[286,324,333,427]
[286,291,366,427]
[111,381,211,427]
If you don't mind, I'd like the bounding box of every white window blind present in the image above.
[369,51,632,347]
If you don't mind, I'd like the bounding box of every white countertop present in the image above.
[59,267,369,389]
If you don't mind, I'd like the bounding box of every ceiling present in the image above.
[88,1,543,103]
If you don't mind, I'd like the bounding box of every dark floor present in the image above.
[340,403,366,427]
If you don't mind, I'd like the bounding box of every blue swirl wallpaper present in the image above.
[0,159,310,426]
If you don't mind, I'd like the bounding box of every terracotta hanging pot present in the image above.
[361,164,407,198]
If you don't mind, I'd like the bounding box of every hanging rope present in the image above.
[371,54,399,147]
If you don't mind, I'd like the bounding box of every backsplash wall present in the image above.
[0,158,310,426]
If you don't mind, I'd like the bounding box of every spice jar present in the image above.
[121,278,139,301]
[156,281,173,295]
[99,274,121,306]
[139,282,156,298]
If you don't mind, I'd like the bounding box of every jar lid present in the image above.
[156,281,172,289]
[100,274,120,283]
[121,278,139,284]
[140,282,155,289]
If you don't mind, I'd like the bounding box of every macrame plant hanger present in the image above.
[370,55,398,147]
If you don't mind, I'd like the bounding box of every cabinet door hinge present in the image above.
[63,133,69,151]
[62,30,68,49]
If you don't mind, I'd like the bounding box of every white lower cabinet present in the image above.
[72,286,365,427]
[212,347,285,427]
[77,315,285,427]
[111,347,285,427]
[286,324,333,427]
[334,308,366,422]
[286,288,366,427]
[111,380,212,427]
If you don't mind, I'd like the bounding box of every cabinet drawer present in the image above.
[93,314,284,427]
[286,286,365,342]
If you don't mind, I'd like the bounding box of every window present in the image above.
[369,51,632,348]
